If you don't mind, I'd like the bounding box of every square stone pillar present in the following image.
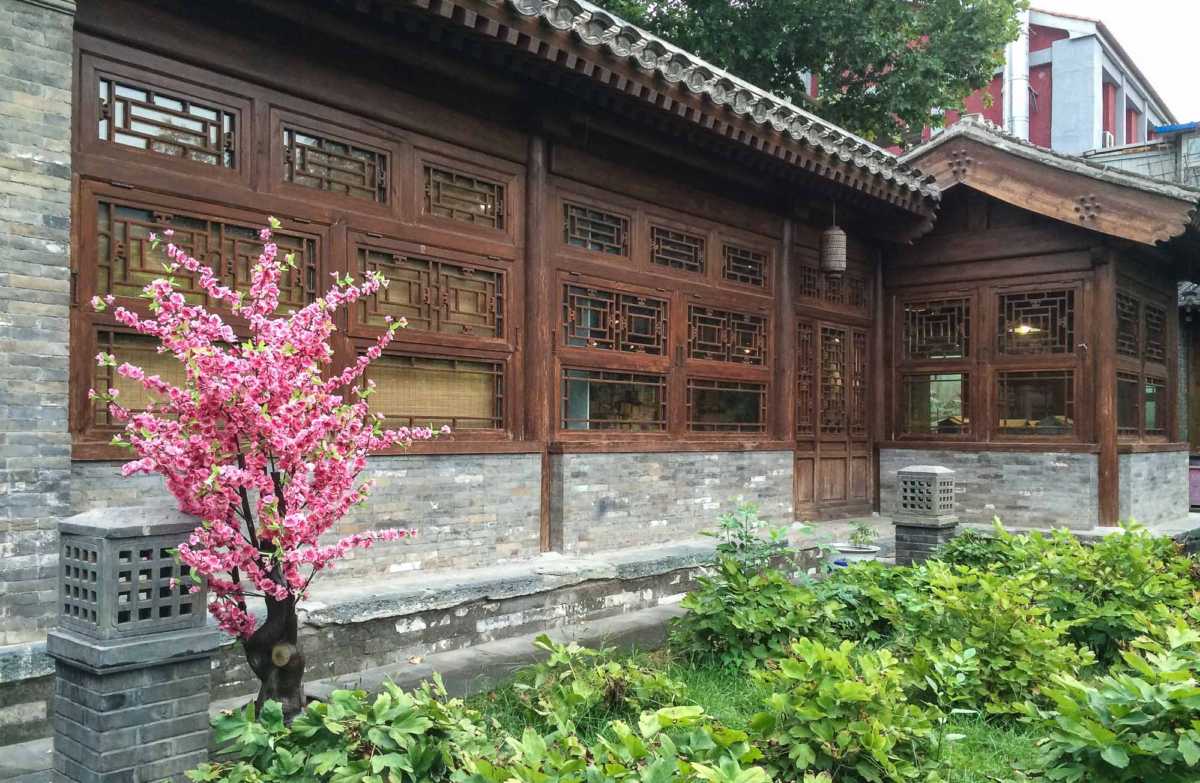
[47,507,220,782]
[893,465,959,566]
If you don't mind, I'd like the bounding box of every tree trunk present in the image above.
[243,595,306,718]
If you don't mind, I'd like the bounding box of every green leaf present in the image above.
[1100,745,1129,769]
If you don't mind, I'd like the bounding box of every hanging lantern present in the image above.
[821,202,847,278]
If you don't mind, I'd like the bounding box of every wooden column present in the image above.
[872,249,886,511]
[773,217,796,440]
[523,133,554,550]
[1095,249,1119,526]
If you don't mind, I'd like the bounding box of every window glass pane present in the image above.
[902,373,968,435]
[996,371,1074,435]
[366,355,503,430]
[1117,372,1139,437]
[687,380,766,433]
[1145,377,1166,436]
[561,370,665,431]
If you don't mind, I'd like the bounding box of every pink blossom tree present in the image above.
[89,218,440,715]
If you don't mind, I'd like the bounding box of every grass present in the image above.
[466,649,1043,781]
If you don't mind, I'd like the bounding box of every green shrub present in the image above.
[670,556,834,667]
[811,561,910,645]
[931,526,1011,570]
[704,501,798,571]
[459,706,771,783]
[903,563,1096,715]
[1022,617,1200,782]
[512,634,685,730]
[750,638,939,782]
[188,676,484,782]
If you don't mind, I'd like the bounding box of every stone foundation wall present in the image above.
[1118,451,1189,527]
[550,450,794,555]
[880,448,1099,529]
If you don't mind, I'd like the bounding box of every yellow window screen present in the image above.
[366,355,502,430]
[94,331,188,426]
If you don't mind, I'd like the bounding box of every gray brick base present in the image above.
[894,522,959,566]
[1118,451,1189,527]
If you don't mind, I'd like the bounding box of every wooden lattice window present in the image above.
[902,373,968,435]
[95,200,316,311]
[904,298,969,360]
[796,320,815,437]
[822,274,846,306]
[1116,292,1140,358]
[1144,304,1167,364]
[563,284,666,355]
[97,76,235,167]
[284,126,388,203]
[1145,376,1167,436]
[850,330,868,438]
[561,369,665,431]
[997,290,1075,355]
[820,325,847,435]
[996,370,1074,436]
[1117,371,1140,437]
[356,247,502,338]
[92,330,188,428]
[424,165,505,229]
[722,243,766,287]
[847,275,868,309]
[687,379,766,433]
[365,355,504,430]
[651,226,705,273]
[797,265,820,299]
[688,306,767,365]
[564,202,629,256]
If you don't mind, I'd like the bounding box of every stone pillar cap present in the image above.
[899,465,955,474]
[59,505,201,539]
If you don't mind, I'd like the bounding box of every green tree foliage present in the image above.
[596,0,1027,144]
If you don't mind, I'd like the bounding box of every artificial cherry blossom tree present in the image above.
[90,218,440,714]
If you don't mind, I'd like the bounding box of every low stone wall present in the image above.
[1118,450,1189,527]
[551,450,794,555]
[880,448,1099,530]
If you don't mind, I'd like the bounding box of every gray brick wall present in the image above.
[1118,451,1189,527]
[0,0,74,646]
[71,453,543,577]
[880,448,1099,530]
[551,450,794,554]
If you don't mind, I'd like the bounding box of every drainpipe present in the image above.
[1007,8,1031,139]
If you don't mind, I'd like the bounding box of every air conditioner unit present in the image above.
[1102,130,1116,148]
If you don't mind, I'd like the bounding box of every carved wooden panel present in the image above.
[564,202,629,256]
[795,456,815,503]
[1144,303,1167,364]
[688,306,767,365]
[903,298,969,359]
[424,165,505,229]
[284,126,388,203]
[1116,292,1140,358]
[850,330,868,438]
[356,246,502,337]
[820,325,847,435]
[722,243,766,287]
[97,76,235,168]
[820,458,847,501]
[850,456,869,500]
[95,199,316,311]
[796,320,815,437]
[997,289,1075,355]
[650,225,705,273]
[564,284,667,355]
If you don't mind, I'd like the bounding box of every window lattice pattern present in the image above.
[564,284,667,355]
[722,244,766,287]
[561,369,666,431]
[61,542,99,630]
[112,545,196,631]
[797,321,815,437]
[424,165,505,229]
[97,77,235,168]
[820,325,847,435]
[687,379,767,433]
[651,226,705,273]
[847,276,868,309]
[284,126,388,203]
[357,247,502,337]
[96,200,316,310]
[688,306,767,365]
[997,290,1075,354]
[564,202,629,256]
[795,265,868,310]
[822,274,846,306]
[850,330,868,438]
[1145,375,1167,435]
[797,265,820,299]
[366,355,504,430]
[904,298,969,359]
[1144,304,1167,364]
[1116,292,1140,358]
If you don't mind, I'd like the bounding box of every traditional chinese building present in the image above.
[1,0,1197,752]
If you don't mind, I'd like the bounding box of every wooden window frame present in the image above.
[686,377,768,433]
[413,146,522,247]
[1115,277,1173,442]
[558,367,669,435]
[892,289,976,442]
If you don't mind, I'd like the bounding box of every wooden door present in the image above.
[795,318,872,519]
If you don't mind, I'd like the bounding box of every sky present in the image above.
[1032,0,1200,123]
